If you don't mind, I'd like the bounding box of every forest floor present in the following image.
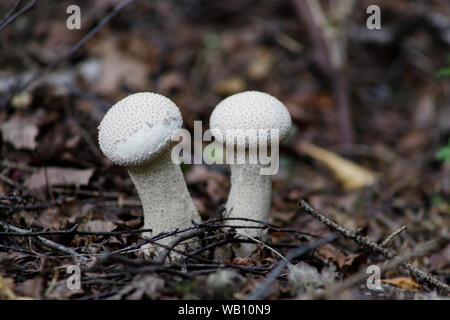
[0,0,449,300]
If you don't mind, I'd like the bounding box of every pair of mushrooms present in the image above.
[98,91,291,257]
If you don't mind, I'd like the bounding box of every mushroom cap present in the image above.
[98,92,182,166]
[210,91,291,146]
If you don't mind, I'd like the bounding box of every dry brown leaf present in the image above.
[1,116,39,150]
[413,92,435,129]
[0,275,17,300]
[247,48,274,80]
[46,280,84,300]
[271,210,296,223]
[314,243,349,268]
[302,143,378,190]
[0,183,5,196]
[212,76,246,95]
[109,274,164,300]
[231,257,254,266]
[81,219,116,233]
[185,165,230,204]
[157,72,186,94]
[87,34,154,94]
[398,131,428,152]
[25,167,94,189]
[428,243,450,271]
[381,277,420,292]
[15,277,43,299]
[0,275,33,300]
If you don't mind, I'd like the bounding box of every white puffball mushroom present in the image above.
[98,92,201,257]
[210,91,291,257]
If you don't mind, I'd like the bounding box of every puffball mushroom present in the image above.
[98,92,201,257]
[210,91,291,257]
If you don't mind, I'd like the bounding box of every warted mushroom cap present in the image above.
[210,91,291,147]
[98,92,182,166]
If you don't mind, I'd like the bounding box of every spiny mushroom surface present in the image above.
[210,91,291,257]
[98,92,201,257]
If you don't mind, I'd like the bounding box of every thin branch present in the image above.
[0,0,137,109]
[298,199,449,295]
[0,219,86,260]
[108,225,199,255]
[380,225,407,247]
[0,0,36,31]
[314,238,443,299]
[156,230,205,264]
[235,231,292,265]
[0,227,154,237]
[246,233,338,300]
[291,0,354,143]
[209,217,317,237]
[0,0,21,27]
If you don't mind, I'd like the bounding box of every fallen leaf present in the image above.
[185,165,230,204]
[314,243,348,268]
[0,275,32,300]
[381,277,420,292]
[15,277,43,299]
[24,167,94,189]
[1,116,39,150]
[247,48,274,80]
[270,210,296,223]
[88,34,154,94]
[301,142,378,190]
[413,92,435,129]
[398,131,429,153]
[230,257,254,266]
[81,219,116,233]
[157,72,186,94]
[46,280,84,299]
[428,243,450,271]
[109,274,164,300]
[0,275,17,300]
[212,76,246,95]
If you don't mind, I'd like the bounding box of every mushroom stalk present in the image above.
[226,163,271,256]
[127,152,200,246]
[210,91,292,257]
[98,92,202,258]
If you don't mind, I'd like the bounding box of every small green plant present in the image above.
[435,62,450,163]
[436,139,450,163]
[437,54,450,77]
[436,67,450,77]
[432,195,444,206]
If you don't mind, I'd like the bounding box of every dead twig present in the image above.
[0,0,22,27]
[291,0,354,143]
[209,217,317,238]
[298,199,449,295]
[235,231,292,265]
[110,217,314,255]
[0,227,154,237]
[0,0,137,109]
[156,229,205,264]
[0,219,86,260]
[380,225,407,247]
[108,225,199,255]
[246,233,338,300]
[0,0,36,31]
[314,238,444,299]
